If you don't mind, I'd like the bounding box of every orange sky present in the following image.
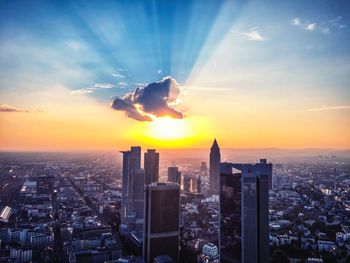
[0,83,349,151]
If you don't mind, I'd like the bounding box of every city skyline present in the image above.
[1,0,350,151]
[1,0,350,262]
[0,141,349,262]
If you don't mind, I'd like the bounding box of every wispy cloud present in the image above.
[291,18,317,31]
[111,69,127,79]
[291,18,302,26]
[235,27,267,41]
[307,105,350,112]
[118,82,128,87]
[70,89,93,95]
[71,82,119,95]
[330,16,342,24]
[132,83,146,87]
[93,83,114,89]
[291,16,346,34]
[305,23,317,31]
[329,16,347,29]
[111,73,125,79]
[0,104,42,113]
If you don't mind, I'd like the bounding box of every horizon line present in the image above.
[1,147,350,154]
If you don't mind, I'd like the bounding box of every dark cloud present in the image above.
[0,104,41,113]
[111,97,152,121]
[111,77,184,121]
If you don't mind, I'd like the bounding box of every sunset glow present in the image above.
[146,117,191,140]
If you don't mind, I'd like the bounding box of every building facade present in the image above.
[144,149,160,184]
[220,159,271,263]
[121,146,141,221]
[143,183,180,263]
[167,167,181,184]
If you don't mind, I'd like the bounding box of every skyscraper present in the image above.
[144,149,160,184]
[209,139,220,195]
[197,176,202,193]
[167,167,181,184]
[183,175,191,193]
[129,146,141,171]
[121,146,141,220]
[220,159,271,263]
[143,183,180,263]
[132,169,145,219]
[260,158,273,190]
[200,162,208,177]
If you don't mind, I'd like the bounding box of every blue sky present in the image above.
[0,0,238,99]
[1,0,348,103]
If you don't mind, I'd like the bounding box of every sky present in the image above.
[0,0,349,151]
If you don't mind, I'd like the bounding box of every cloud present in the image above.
[305,23,317,31]
[307,105,350,112]
[118,82,128,87]
[111,69,127,79]
[329,16,347,29]
[111,97,152,121]
[291,18,318,31]
[330,16,342,24]
[94,83,114,89]
[132,83,146,87]
[71,82,116,95]
[70,89,93,95]
[291,18,301,26]
[112,73,125,79]
[291,16,346,33]
[234,27,266,41]
[111,76,184,121]
[0,104,42,113]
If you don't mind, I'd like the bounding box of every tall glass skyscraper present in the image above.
[120,146,141,221]
[167,166,181,184]
[143,183,180,263]
[144,149,160,184]
[133,169,145,219]
[220,159,271,263]
[210,139,221,195]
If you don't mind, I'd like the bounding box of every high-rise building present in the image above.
[133,169,145,219]
[209,139,220,195]
[121,146,142,221]
[144,149,160,184]
[182,175,191,193]
[260,158,273,190]
[220,159,271,263]
[143,183,180,263]
[197,176,202,193]
[200,162,208,177]
[167,167,181,184]
[130,146,141,171]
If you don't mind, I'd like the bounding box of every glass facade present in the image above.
[220,161,271,263]
[144,183,180,263]
[220,170,241,263]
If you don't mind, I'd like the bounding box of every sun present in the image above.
[146,117,191,140]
